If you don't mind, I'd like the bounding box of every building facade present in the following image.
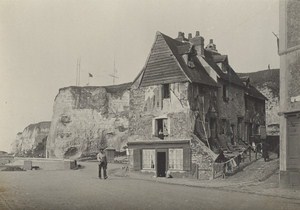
[279,0,300,188]
[128,31,266,179]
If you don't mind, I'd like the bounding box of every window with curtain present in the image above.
[169,148,183,170]
[142,149,155,169]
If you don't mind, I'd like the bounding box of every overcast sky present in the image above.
[0,0,279,152]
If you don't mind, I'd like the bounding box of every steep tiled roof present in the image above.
[237,69,279,98]
[139,32,189,87]
[203,49,267,101]
[135,32,219,88]
[212,54,228,63]
[203,50,245,87]
[245,84,268,101]
[159,32,219,87]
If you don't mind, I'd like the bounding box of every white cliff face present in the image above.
[12,122,51,157]
[257,85,280,136]
[11,132,22,155]
[46,84,130,159]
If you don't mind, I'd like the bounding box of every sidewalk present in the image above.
[111,157,300,202]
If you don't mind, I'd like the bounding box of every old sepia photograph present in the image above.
[0,0,299,209]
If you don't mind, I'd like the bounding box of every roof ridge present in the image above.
[160,32,219,87]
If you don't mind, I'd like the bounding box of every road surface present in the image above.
[0,162,299,210]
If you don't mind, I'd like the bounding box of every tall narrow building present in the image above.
[279,0,300,188]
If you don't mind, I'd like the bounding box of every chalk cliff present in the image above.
[12,121,51,157]
[46,83,131,159]
[238,69,280,135]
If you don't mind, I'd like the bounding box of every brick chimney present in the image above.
[176,32,185,42]
[206,39,217,52]
[189,31,204,56]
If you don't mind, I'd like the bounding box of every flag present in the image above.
[89,73,93,77]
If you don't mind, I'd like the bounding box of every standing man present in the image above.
[97,148,108,179]
[262,140,269,162]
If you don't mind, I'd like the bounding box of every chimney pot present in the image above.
[196,31,200,36]
[188,33,192,39]
[178,32,182,38]
[210,39,213,44]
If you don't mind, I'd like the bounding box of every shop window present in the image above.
[162,84,170,99]
[142,149,155,169]
[169,149,183,170]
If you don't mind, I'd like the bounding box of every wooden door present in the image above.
[157,152,166,177]
[287,115,300,170]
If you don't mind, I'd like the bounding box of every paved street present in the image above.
[0,162,299,210]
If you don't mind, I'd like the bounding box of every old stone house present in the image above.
[201,40,267,148]
[127,31,266,179]
[242,78,267,144]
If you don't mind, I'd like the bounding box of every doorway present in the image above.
[245,123,252,143]
[157,152,166,177]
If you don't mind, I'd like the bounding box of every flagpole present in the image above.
[76,59,78,86]
[78,57,81,86]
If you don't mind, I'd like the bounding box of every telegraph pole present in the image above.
[76,58,81,86]
[109,57,118,85]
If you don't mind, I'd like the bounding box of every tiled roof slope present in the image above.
[139,32,190,87]
[135,31,267,102]
[245,84,268,101]
[161,33,219,87]
[237,69,279,97]
[138,32,219,88]
[203,50,245,87]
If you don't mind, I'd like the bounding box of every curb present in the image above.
[118,173,300,202]
[258,165,279,182]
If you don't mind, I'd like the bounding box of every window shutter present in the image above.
[152,119,156,136]
[183,147,191,171]
[133,149,142,171]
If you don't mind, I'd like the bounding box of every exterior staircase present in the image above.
[225,152,279,182]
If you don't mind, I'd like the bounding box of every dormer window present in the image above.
[217,63,222,70]
[162,84,170,99]
[217,63,227,74]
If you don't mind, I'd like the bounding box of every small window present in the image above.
[142,149,155,169]
[254,103,260,112]
[155,118,169,139]
[210,118,217,138]
[223,85,229,102]
[217,63,222,70]
[253,124,260,135]
[162,84,170,99]
[169,149,183,170]
[220,119,227,134]
[237,117,243,140]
